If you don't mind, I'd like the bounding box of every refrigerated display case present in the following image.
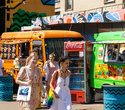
[64,41,94,103]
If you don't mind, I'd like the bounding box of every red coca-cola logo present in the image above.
[65,42,84,51]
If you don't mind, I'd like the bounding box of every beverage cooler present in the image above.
[64,41,94,103]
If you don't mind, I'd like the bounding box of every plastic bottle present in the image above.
[78,61,82,67]
[77,69,80,73]
[81,69,84,73]
[82,61,84,67]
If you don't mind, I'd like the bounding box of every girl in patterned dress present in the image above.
[16,52,47,110]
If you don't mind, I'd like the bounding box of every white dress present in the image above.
[50,75,72,110]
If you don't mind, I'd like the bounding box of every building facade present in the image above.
[0,0,5,36]
[55,0,124,15]
[31,0,125,41]
[40,0,124,41]
[5,0,55,32]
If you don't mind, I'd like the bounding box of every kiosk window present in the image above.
[33,45,43,60]
[118,44,125,61]
[33,40,43,60]
[104,44,125,63]
[19,42,30,58]
[45,38,83,61]
[1,44,16,59]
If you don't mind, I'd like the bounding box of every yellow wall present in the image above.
[5,0,55,31]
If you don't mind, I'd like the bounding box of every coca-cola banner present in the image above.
[65,42,84,51]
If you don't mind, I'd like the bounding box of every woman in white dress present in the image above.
[50,56,72,110]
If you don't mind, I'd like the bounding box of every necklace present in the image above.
[60,69,67,86]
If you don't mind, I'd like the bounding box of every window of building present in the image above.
[55,12,60,15]
[7,6,10,11]
[7,0,10,3]
[104,44,125,63]
[7,13,10,21]
[104,0,115,3]
[66,0,73,10]
[55,0,60,2]
[7,28,10,32]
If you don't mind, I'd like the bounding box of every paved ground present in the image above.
[0,94,103,110]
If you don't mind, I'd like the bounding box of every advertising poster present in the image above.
[98,47,104,60]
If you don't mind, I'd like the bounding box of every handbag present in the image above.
[16,85,31,101]
[47,70,58,108]
[17,67,31,101]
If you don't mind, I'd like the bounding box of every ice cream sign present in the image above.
[65,42,84,51]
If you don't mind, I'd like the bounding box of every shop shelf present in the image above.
[69,67,84,69]
[70,88,85,91]
[70,58,84,60]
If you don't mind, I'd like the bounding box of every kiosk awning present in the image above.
[92,41,125,44]
[2,40,28,45]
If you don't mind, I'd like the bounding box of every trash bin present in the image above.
[0,76,13,101]
[103,85,125,110]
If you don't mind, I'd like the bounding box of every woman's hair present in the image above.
[49,53,55,58]
[26,52,38,66]
[58,56,69,66]
[32,49,38,53]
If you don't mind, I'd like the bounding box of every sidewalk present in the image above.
[0,95,103,110]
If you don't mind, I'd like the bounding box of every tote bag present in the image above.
[17,67,31,101]
[47,70,58,108]
[17,85,31,101]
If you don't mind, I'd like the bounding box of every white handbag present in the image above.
[17,67,31,101]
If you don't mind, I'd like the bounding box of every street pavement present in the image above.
[0,94,103,110]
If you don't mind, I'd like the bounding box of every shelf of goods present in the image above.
[68,56,85,103]
[64,45,85,103]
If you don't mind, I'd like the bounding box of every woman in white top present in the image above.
[50,56,72,110]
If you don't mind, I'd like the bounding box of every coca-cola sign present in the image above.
[65,42,84,51]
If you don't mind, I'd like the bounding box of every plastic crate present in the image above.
[70,91,85,103]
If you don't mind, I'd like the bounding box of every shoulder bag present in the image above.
[16,66,31,101]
